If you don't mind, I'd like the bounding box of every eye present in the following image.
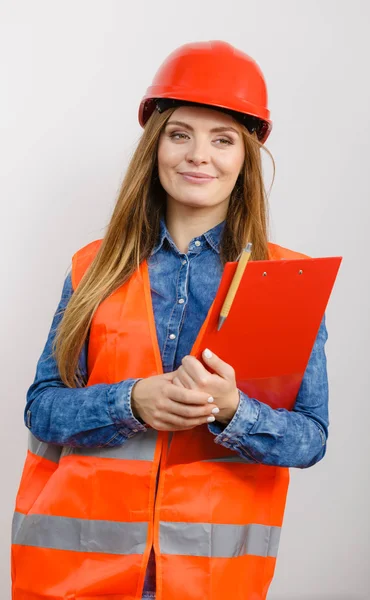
[169,132,190,140]
[215,138,233,145]
[167,132,234,145]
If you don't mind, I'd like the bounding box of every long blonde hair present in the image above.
[53,106,275,387]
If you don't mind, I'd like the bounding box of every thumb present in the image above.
[202,348,234,380]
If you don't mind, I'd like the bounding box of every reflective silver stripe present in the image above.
[12,512,147,555]
[160,521,281,558]
[61,429,157,461]
[12,511,24,541]
[28,432,62,464]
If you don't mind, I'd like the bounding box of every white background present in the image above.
[1,1,369,598]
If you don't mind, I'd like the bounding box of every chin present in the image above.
[173,192,217,207]
[177,199,214,209]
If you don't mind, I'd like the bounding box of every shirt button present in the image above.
[194,240,201,247]
[169,333,176,340]
[178,298,185,304]
[182,259,187,265]
[133,429,138,433]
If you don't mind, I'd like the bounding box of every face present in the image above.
[157,106,245,216]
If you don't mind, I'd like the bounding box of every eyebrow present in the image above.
[165,120,240,135]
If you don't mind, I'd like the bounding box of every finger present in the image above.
[166,398,218,419]
[158,413,216,430]
[152,421,199,432]
[167,383,213,406]
[175,365,198,389]
[202,348,235,380]
[161,424,195,431]
[173,376,185,388]
[180,355,212,386]
[162,371,177,381]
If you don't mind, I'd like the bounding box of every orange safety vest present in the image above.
[12,239,309,600]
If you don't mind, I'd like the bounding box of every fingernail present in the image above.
[207,396,214,403]
[212,407,220,414]
[207,416,216,423]
[203,348,212,359]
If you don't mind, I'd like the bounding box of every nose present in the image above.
[185,138,210,166]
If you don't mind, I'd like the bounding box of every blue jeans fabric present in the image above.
[25,217,329,598]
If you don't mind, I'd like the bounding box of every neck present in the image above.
[165,201,227,254]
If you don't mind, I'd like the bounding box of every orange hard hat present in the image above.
[138,40,272,143]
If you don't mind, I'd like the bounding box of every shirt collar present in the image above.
[151,217,168,256]
[151,217,225,256]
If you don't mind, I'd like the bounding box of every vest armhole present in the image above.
[71,239,104,293]
[71,253,78,292]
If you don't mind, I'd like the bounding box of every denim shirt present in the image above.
[25,218,329,599]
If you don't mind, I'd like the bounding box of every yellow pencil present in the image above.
[217,242,252,331]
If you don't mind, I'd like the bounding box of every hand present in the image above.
[131,372,220,431]
[172,349,240,425]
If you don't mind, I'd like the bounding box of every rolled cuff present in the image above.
[208,390,259,447]
[108,378,147,438]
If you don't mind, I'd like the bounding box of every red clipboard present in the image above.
[191,257,342,411]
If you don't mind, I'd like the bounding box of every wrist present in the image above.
[130,380,144,421]
[217,389,240,425]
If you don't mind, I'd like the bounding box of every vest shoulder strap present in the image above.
[71,239,309,290]
[268,242,310,260]
[71,239,103,291]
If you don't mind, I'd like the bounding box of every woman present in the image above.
[12,41,329,600]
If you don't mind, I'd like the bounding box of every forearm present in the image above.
[209,316,329,468]
[25,271,145,447]
[209,392,327,467]
[25,378,145,447]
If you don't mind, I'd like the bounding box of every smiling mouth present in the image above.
[179,173,216,184]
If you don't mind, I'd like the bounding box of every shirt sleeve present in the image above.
[207,315,329,468]
[25,271,146,447]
